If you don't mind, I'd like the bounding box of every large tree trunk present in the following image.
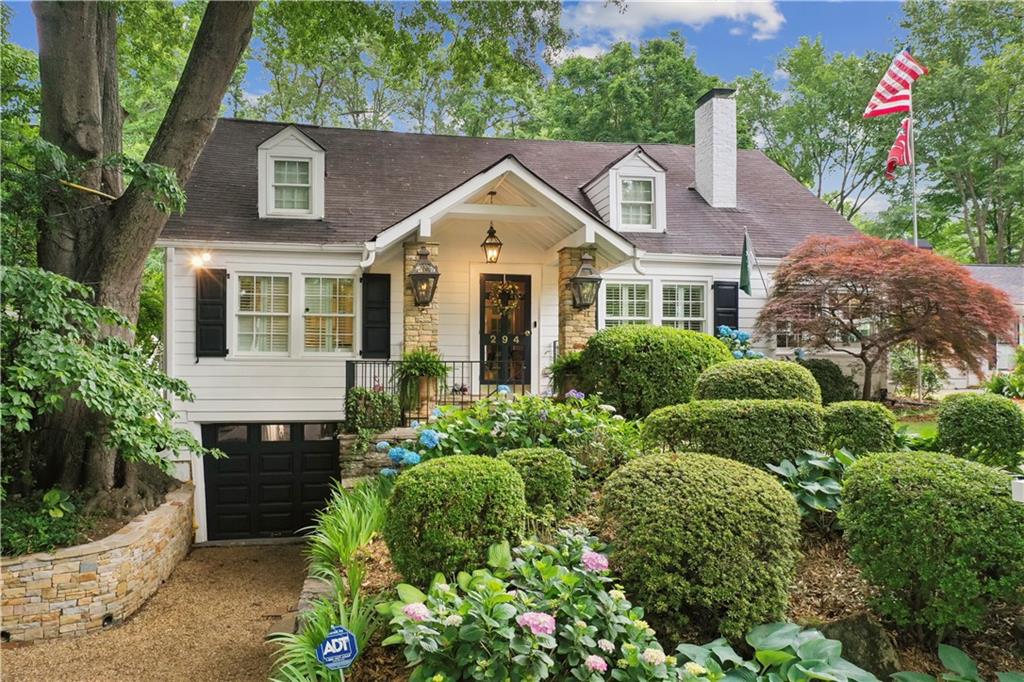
[860,358,875,401]
[33,1,256,508]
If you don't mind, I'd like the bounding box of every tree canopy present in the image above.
[755,235,1017,399]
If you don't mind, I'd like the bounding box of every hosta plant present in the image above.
[893,644,1024,682]
[674,622,879,682]
[765,449,855,527]
[382,530,678,681]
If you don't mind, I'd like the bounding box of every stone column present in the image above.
[558,246,598,354]
[403,241,440,353]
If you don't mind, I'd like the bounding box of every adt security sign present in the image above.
[316,625,358,670]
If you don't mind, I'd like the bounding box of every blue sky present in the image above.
[5,1,907,86]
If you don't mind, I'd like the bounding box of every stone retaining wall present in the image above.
[339,427,417,485]
[0,484,194,642]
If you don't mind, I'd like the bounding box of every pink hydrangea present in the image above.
[585,655,608,672]
[582,550,609,572]
[402,603,431,622]
[597,638,615,653]
[641,648,666,666]
[516,611,556,635]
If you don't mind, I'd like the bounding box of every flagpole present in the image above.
[909,91,924,400]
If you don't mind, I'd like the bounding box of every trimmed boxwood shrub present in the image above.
[693,359,821,403]
[823,401,896,454]
[383,455,526,586]
[578,325,732,419]
[643,399,824,469]
[936,393,1024,468]
[840,451,1024,637]
[344,387,401,433]
[797,358,857,404]
[601,452,800,638]
[497,447,574,518]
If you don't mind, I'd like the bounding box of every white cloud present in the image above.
[772,67,789,81]
[549,43,609,64]
[563,1,786,44]
[729,26,746,36]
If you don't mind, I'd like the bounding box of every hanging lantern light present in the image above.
[480,190,502,263]
[408,246,440,306]
[569,252,602,309]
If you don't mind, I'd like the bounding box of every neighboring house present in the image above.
[158,88,864,541]
[935,264,1023,390]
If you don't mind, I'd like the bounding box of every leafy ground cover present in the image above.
[899,420,937,438]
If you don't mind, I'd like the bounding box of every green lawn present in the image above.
[899,420,937,438]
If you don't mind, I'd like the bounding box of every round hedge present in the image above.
[823,401,896,454]
[693,359,821,403]
[578,325,732,419]
[797,358,857,405]
[601,452,800,639]
[643,399,824,469]
[937,393,1024,468]
[497,448,574,518]
[840,451,1024,636]
[383,455,526,586]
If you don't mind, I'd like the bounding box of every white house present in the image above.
[158,88,865,541]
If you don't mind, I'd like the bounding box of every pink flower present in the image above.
[403,603,431,622]
[582,550,609,572]
[598,638,615,653]
[516,611,556,635]
[585,655,608,672]
[641,648,666,666]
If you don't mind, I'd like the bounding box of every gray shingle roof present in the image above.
[965,264,1024,304]
[161,118,859,257]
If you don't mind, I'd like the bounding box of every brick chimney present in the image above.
[694,88,737,208]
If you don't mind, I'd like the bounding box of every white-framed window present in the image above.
[273,159,311,211]
[237,274,290,353]
[662,283,706,332]
[776,322,801,349]
[620,177,654,228]
[304,276,355,352]
[258,126,325,219]
[604,282,650,326]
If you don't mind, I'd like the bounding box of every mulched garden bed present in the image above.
[347,532,1023,681]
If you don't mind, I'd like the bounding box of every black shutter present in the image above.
[196,268,228,357]
[712,281,739,331]
[360,273,390,359]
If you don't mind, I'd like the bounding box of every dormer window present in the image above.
[620,178,654,228]
[273,160,311,211]
[258,126,325,220]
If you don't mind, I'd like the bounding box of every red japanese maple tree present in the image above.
[755,235,1016,399]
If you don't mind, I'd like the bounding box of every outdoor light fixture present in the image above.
[569,252,602,309]
[480,190,502,263]
[408,245,440,306]
[190,251,211,268]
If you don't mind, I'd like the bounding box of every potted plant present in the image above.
[547,351,582,396]
[395,348,449,413]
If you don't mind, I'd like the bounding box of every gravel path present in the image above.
[1,544,306,682]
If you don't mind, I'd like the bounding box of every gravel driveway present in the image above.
[1,543,306,682]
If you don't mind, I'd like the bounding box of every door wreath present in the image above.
[490,280,521,318]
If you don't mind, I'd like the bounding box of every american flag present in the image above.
[885,118,912,180]
[863,50,928,118]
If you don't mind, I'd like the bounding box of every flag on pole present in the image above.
[863,49,928,118]
[740,231,752,295]
[885,117,912,180]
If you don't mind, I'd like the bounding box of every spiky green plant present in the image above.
[305,478,390,574]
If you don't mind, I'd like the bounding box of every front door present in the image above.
[479,274,531,388]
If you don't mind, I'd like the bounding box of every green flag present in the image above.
[740,231,752,295]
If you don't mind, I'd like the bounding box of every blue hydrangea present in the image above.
[389,447,406,464]
[732,350,744,359]
[402,452,421,466]
[718,325,733,337]
[380,468,398,477]
[410,420,420,428]
[431,407,443,417]
[418,429,440,449]
[375,441,390,452]
[736,331,751,342]
[497,384,511,395]
[565,389,585,400]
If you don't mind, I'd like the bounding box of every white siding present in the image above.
[584,175,611,223]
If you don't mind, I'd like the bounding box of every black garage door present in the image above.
[202,423,339,541]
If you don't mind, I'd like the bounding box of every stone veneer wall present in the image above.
[403,241,440,352]
[0,484,194,642]
[558,247,598,354]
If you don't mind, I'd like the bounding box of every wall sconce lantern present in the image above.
[190,251,212,268]
[569,252,602,309]
[408,246,440,306]
[480,190,502,263]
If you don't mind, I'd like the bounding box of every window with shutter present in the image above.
[196,268,228,357]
